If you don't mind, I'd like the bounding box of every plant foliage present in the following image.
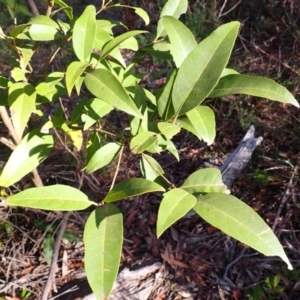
[0,0,297,298]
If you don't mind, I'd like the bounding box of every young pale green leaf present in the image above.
[140,154,165,181]
[83,98,113,131]
[157,0,188,38]
[157,188,197,237]
[157,69,177,121]
[54,0,73,19]
[181,168,228,194]
[185,106,216,145]
[130,132,158,154]
[8,83,36,140]
[84,204,123,299]
[7,185,95,210]
[72,5,96,62]
[84,69,142,118]
[111,4,150,25]
[158,122,181,139]
[100,30,147,60]
[162,16,197,68]
[104,178,165,202]
[28,15,59,28]
[0,130,53,187]
[65,61,89,96]
[193,193,292,270]
[220,68,240,78]
[209,74,299,107]
[28,24,61,41]
[172,21,240,117]
[85,142,121,174]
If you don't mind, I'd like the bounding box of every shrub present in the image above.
[0,0,297,298]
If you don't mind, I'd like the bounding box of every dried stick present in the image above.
[42,212,71,300]
[272,165,298,231]
[26,0,40,16]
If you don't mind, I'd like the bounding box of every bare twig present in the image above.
[42,212,71,300]
[110,145,124,191]
[272,165,298,231]
[218,0,241,18]
[26,0,40,16]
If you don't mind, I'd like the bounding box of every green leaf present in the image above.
[84,69,142,118]
[86,142,121,174]
[100,30,147,60]
[181,168,228,194]
[7,185,95,210]
[157,0,188,38]
[157,188,196,237]
[172,21,240,117]
[54,0,73,19]
[83,98,113,131]
[72,5,96,62]
[8,83,36,140]
[28,24,61,41]
[157,69,177,121]
[158,122,181,139]
[87,132,101,162]
[0,130,53,187]
[140,154,165,181]
[112,4,150,25]
[162,16,197,67]
[130,132,158,154]
[65,61,89,96]
[84,204,123,299]
[209,74,299,107]
[184,106,216,145]
[28,15,59,28]
[43,234,54,265]
[104,178,165,202]
[193,193,292,270]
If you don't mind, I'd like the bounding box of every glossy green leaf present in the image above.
[87,132,101,162]
[158,122,181,139]
[140,154,165,181]
[100,30,147,60]
[84,204,123,299]
[0,130,53,187]
[185,106,216,145]
[157,69,177,121]
[193,193,292,270]
[28,15,59,28]
[157,188,197,237]
[8,82,36,140]
[72,5,96,62]
[83,98,113,131]
[221,68,239,77]
[28,24,61,41]
[112,4,150,25]
[209,74,299,107]
[7,185,94,210]
[162,16,197,67]
[130,132,158,154]
[86,142,121,174]
[181,168,228,194]
[65,61,89,96]
[157,0,188,38]
[172,21,240,117]
[54,0,73,19]
[104,178,165,202]
[84,69,142,118]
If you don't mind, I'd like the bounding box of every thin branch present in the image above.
[109,145,124,191]
[42,212,71,300]
[26,0,40,16]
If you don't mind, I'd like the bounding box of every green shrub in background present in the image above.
[0,0,298,298]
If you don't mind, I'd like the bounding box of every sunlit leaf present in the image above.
[193,193,292,270]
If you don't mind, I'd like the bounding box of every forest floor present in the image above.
[1,1,300,299]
